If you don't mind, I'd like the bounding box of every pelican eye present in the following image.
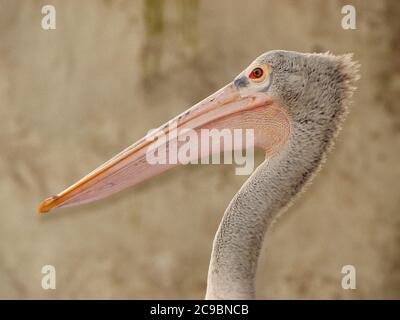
[248,65,268,83]
[250,67,263,78]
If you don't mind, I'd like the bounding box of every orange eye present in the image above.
[248,65,268,83]
[249,67,264,79]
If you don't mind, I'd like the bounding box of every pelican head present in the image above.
[38,50,358,214]
[38,50,359,214]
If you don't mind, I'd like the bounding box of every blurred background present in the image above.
[0,0,399,299]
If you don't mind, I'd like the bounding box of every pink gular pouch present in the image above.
[38,80,290,213]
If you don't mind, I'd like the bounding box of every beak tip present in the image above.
[37,196,57,215]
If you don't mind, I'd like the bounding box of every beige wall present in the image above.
[0,0,399,299]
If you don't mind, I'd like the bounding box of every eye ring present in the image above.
[248,65,269,83]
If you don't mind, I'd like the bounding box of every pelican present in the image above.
[38,50,359,299]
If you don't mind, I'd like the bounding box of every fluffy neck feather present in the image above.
[205,125,325,299]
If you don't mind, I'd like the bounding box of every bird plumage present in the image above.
[206,51,360,299]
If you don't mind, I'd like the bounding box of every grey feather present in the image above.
[206,51,360,299]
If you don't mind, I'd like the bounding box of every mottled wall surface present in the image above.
[0,0,399,299]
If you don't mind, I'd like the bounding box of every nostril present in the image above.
[234,77,249,88]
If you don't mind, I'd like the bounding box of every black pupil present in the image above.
[253,68,263,78]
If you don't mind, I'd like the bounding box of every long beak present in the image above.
[38,82,287,214]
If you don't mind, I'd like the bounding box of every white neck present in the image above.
[205,122,331,299]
